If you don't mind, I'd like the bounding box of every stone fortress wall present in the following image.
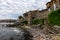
[20,0,60,25]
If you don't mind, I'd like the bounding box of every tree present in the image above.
[22,21,28,25]
[42,9,60,34]
[48,9,60,26]
[32,19,44,25]
[18,16,23,19]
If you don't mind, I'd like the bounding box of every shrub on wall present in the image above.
[22,21,28,25]
[32,19,44,25]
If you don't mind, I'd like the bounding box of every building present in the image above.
[46,0,60,12]
[23,9,48,25]
[0,19,17,27]
[23,0,60,25]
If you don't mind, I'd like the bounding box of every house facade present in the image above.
[23,9,48,25]
[23,0,60,25]
[46,0,60,11]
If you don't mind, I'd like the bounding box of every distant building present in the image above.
[0,19,17,27]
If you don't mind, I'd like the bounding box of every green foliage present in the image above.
[48,9,60,26]
[32,19,44,25]
[18,16,23,19]
[22,21,28,25]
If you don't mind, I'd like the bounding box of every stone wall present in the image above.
[23,0,60,25]
[23,10,48,25]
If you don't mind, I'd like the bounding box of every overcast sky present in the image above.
[0,0,51,19]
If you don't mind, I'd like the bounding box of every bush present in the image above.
[48,9,60,26]
[32,19,44,25]
[22,21,28,25]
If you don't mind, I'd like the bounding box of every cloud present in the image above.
[0,0,51,19]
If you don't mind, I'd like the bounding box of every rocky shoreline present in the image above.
[20,25,60,40]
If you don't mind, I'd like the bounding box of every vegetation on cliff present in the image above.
[32,19,44,25]
[22,21,28,25]
[48,9,60,26]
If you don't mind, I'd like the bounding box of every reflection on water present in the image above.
[0,27,25,40]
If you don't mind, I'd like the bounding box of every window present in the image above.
[32,17,35,19]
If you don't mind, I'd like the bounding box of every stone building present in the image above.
[23,0,60,25]
[53,0,60,9]
[46,0,60,12]
[46,1,54,12]
[23,9,48,25]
